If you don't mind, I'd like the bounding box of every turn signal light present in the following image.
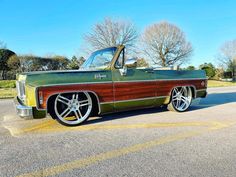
[39,91,43,105]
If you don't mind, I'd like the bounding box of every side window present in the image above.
[115,49,124,69]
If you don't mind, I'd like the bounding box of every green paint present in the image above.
[16,45,207,116]
[24,70,112,87]
[20,68,206,88]
[196,90,207,98]
[100,97,168,114]
[114,98,156,111]
[100,103,114,114]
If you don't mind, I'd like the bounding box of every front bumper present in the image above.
[14,97,33,118]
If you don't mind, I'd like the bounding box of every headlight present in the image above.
[16,81,26,101]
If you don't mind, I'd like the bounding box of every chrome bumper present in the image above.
[14,97,33,118]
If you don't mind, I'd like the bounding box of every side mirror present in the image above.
[125,58,137,68]
[118,58,137,76]
[119,66,127,76]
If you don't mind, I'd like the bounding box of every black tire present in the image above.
[48,92,92,126]
[167,86,192,112]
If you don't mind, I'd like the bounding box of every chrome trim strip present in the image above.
[32,78,207,88]
[113,78,207,83]
[100,96,168,105]
[36,90,102,114]
[196,89,207,92]
[32,81,113,88]
[156,78,207,81]
[113,80,155,83]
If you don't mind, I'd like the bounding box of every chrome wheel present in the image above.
[54,92,92,126]
[170,86,192,112]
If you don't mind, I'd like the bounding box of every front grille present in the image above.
[16,81,26,101]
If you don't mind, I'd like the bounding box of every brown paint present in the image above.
[37,79,207,109]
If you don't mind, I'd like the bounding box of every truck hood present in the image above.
[19,70,112,87]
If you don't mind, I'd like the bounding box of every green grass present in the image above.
[0,80,17,98]
[0,88,16,99]
[208,80,236,88]
[0,80,16,88]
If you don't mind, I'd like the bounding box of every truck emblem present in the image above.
[94,73,107,79]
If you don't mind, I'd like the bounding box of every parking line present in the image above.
[16,121,219,135]
[17,121,236,177]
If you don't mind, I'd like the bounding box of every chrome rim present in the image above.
[171,86,192,111]
[54,92,92,125]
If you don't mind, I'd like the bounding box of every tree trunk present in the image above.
[2,70,6,80]
[233,66,236,81]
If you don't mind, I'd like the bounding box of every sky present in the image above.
[1,0,236,67]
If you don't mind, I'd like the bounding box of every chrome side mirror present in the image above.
[119,66,127,76]
[125,58,137,68]
[119,58,137,76]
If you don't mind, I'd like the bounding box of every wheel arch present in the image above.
[167,85,194,112]
[46,91,101,117]
[168,85,197,104]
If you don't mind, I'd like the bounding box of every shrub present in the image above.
[0,80,16,88]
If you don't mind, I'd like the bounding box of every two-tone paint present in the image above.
[16,45,207,117]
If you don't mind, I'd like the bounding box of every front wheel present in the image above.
[168,86,192,112]
[49,92,92,126]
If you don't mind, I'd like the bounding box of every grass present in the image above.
[0,80,17,98]
[0,80,16,88]
[208,80,236,88]
[0,88,17,99]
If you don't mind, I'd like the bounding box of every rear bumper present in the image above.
[14,97,33,118]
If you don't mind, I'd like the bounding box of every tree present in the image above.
[67,56,85,69]
[0,49,16,79]
[199,63,216,79]
[7,55,21,71]
[7,55,22,80]
[142,21,193,67]
[136,58,149,68]
[218,39,236,81]
[7,55,70,73]
[186,65,196,70]
[213,67,224,80]
[84,18,138,51]
[51,55,69,70]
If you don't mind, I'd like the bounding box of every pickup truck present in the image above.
[15,45,207,126]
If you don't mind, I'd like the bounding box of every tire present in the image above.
[168,86,192,112]
[49,92,92,126]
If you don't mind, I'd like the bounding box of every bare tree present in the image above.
[218,39,236,80]
[142,21,193,67]
[84,18,138,51]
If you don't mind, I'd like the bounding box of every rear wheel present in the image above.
[168,86,192,112]
[49,92,92,126]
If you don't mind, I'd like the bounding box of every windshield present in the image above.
[80,47,117,70]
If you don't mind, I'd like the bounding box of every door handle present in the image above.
[145,70,154,73]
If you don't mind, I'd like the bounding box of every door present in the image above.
[112,49,157,111]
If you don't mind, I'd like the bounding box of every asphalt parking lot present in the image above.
[0,86,236,177]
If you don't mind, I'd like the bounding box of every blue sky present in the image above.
[1,0,236,67]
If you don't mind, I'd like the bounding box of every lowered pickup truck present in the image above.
[15,45,207,126]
